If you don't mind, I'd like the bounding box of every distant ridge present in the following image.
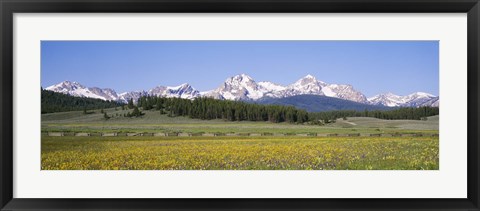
[257,95,391,112]
[45,73,439,108]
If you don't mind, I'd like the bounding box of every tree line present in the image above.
[308,106,439,124]
[137,95,309,123]
[41,89,123,114]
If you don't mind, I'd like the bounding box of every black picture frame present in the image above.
[1,0,479,210]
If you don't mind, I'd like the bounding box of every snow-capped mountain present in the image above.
[46,81,119,101]
[203,74,265,100]
[201,74,312,101]
[45,74,438,107]
[367,92,439,107]
[202,74,368,103]
[278,75,368,103]
[46,81,200,103]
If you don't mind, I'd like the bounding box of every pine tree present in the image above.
[131,106,144,117]
[128,98,134,109]
[103,112,110,120]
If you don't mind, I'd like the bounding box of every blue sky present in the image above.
[41,41,439,97]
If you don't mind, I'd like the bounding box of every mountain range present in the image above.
[45,74,439,108]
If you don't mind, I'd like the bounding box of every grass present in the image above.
[42,136,439,170]
[41,108,439,135]
[334,116,439,130]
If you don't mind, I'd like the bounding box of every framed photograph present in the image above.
[1,0,479,210]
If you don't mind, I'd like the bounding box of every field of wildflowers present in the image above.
[41,136,438,170]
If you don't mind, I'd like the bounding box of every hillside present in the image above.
[257,95,391,112]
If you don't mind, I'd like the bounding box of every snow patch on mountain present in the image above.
[149,83,200,99]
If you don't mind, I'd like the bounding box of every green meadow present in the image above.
[41,107,439,170]
[42,107,439,134]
